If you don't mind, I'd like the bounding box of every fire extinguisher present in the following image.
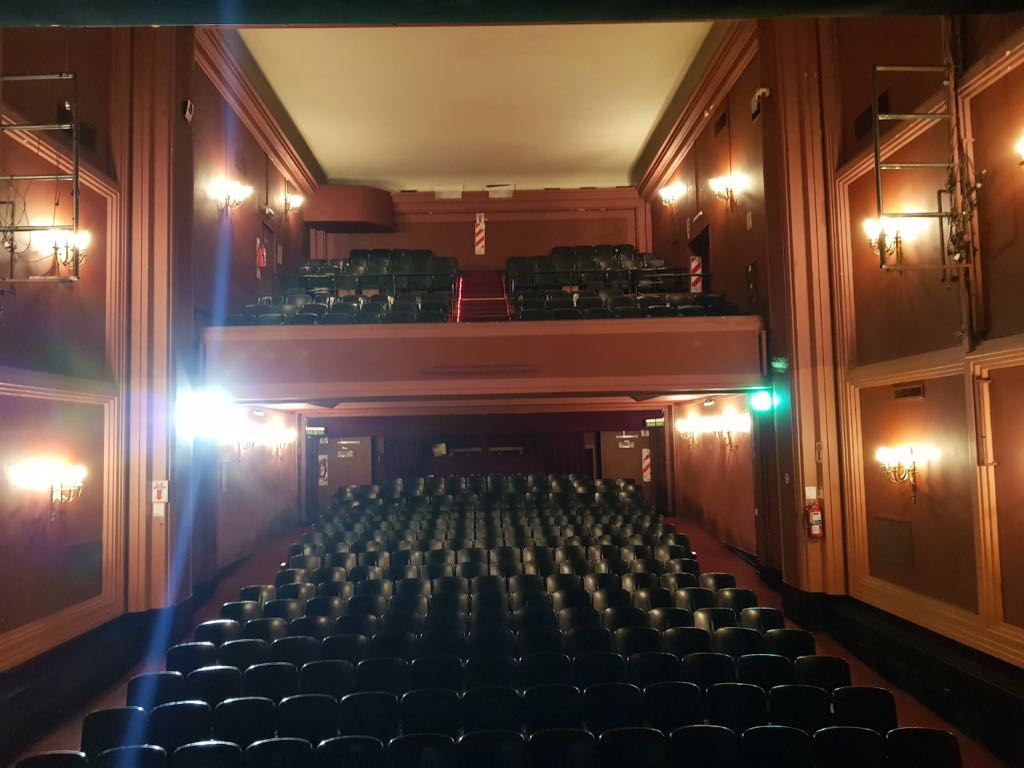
[806,501,824,539]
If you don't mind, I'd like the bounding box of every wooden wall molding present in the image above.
[759,19,845,595]
[636,20,757,199]
[194,27,319,197]
[830,32,1024,667]
[0,49,130,668]
[0,385,125,671]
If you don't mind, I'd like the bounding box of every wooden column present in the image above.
[758,19,846,595]
[126,26,195,611]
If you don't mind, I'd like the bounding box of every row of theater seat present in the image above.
[18,724,965,768]
[227,284,454,327]
[16,476,963,768]
[507,245,702,295]
[225,248,457,325]
[512,289,739,321]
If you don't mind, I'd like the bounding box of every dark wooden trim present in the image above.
[635,21,758,200]
[0,590,208,764]
[194,28,322,196]
[826,596,1024,765]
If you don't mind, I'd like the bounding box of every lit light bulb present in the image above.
[207,176,254,209]
[658,182,686,207]
[284,193,304,212]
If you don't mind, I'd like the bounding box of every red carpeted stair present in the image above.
[456,270,512,322]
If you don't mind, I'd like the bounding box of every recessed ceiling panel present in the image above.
[239,22,712,190]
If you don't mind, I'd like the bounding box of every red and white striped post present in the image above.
[689,255,703,294]
[641,448,652,482]
[474,213,486,256]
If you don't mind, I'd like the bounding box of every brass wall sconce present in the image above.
[875,443,938,503]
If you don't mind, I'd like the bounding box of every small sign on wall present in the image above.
[152,480,169,503]
[318,454,329,486]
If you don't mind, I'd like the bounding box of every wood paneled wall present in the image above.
[0,28,130,670]
[669,395,757,556]
[830,17,1024,664]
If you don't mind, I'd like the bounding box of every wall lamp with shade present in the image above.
[708,172,751,206]
[1016,135,1024,166]
[875,443,939,503]
[7,456,87,520]
[206,176,254,211]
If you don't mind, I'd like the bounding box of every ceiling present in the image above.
[239,23,713,190]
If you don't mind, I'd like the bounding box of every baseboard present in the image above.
[0,584,213,764]
[759,567,829,630]
[825,596,1024,765]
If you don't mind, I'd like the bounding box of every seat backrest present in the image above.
[741,726,814,768]
[885,727,963,768]
[80,708,149,758]
[668,725,738,768]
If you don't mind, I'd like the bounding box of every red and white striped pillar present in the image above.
[474,213,486,256]
[689,255,703,294]
[641,448,652,482]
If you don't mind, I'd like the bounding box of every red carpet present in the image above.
[456,271,511,322]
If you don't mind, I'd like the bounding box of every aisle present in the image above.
[667,519,1006,768]
[455,271,511,322]
[15,527,306,762]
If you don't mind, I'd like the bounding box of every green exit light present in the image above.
[750,390,775,412]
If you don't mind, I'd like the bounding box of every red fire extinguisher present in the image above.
[806,501,824,539]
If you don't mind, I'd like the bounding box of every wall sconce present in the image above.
[708,173,751,206]
[862,216,927,268]
[658,182,686,208]
[7,456,87,520]
[283,192,304,214]
[875,443,938,503]
[674,407,752,449]
[41,228,91,267]
[177,388,297,459]
[207,176,254,210]
[1015,135,1024,166]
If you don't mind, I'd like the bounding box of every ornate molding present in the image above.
[194,28,320,197]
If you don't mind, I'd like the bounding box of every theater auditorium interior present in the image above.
[2,2,1024,767]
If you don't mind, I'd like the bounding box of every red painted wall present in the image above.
[311,189,648,271]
